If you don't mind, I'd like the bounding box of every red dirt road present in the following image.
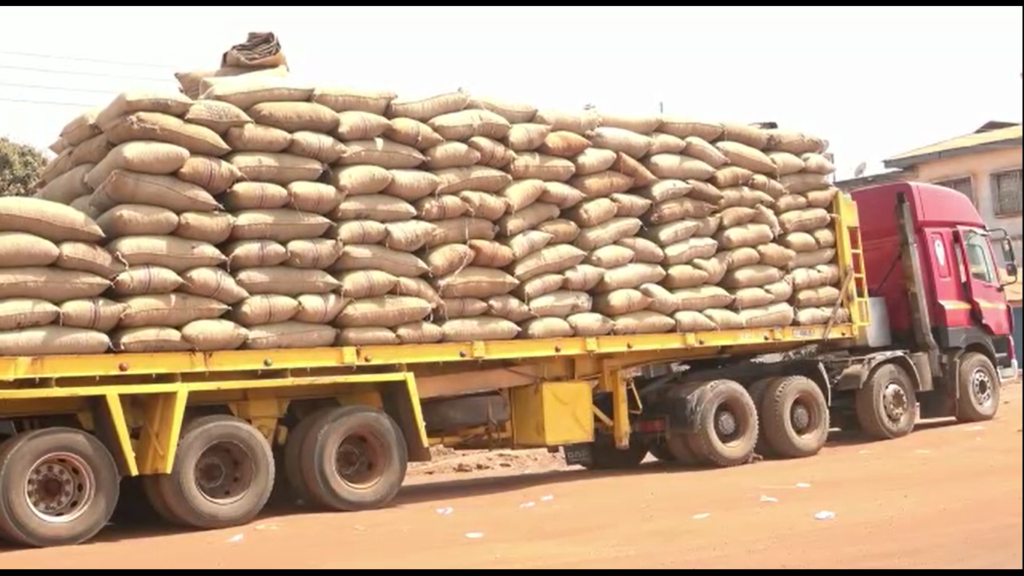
[2,384,1021,569]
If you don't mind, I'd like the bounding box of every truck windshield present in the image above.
[963,230,998,284]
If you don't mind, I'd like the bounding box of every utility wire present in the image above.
[0,49,175,70]
[0,97,99,108]
[0,82,116,94]
[0,63,174,83]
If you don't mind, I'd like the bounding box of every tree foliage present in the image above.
[0,137,48,197]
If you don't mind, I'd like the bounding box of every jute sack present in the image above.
[594,289,651,316]
[338,327,399,346]
[105,112,230,157]
[57,109,100,147]
[467,96,537,124]
[230,209,332,242]
[222,180,295,210]
[647,197,716,225]
[234,267,341,296]
[337,270,399,299]
[715,141,776,176]
[0,268,109,302]
[433,166,513,195]
[224,124,292,153]
[329,165,393,196]
[611,310,675,335]
[773,194,808,214]
[720,265,785,289]
[496,203,561,237]
[610,191,653,218]
[247,102,339,133]
[180,267,250,305]
[520,317,574,339]
[498,179,545,214]
[644,220,701,246]
[336,244,429,278]
[386,91,470,122]
[702,308,744,330]
[535,219,580,244]
[0,197,105,243]
[721,123,771,150]
[715,223,775,250]
[336,139,426,170]
[385,118,445,150]
[802,188,839,209]
[649,132,686,155]
[511,244,587,282]
[719,186,774,209]
[692,257,728,285]
[112,325,190,352]
[790,248,837,269]
[794,307,850,326]
[508,153,576,182]
[467,239,516,269]
[227,152,325,185]
[790,264,840,291]
[441,298,488,320]
[595,263,667,292]
[0,232,60,268]
[637,283,677,315]
[487,295,536,323]
[34,164,93,204]
[440,317,521,342]
[91,171,220,214]
[333,111,392,140]
[756,243,796,269]
[532,109,600,134]
[617,237,665,263]
[793,285,842,308]
[112,265,184,296]
[467,136,516,169]
[766,129,827,155]
[97,204,179,238]
[416,196,468,221]
[428,109,512,141]
[54,242,124,279]
[764,279,794,303]
[392,277,443,308]
[715,247,760,271]
[425,244,475,277]
[423,142,481,170]
[244,322,338,350]
[332,196,416,222]
[183,100,253,135]
[223,240,289,270]
[674,310,718,332]
[595,111,661,135]
[0,298,60,331]
[106,236,226,272]
[288,131,349,164]
[538,131,591,158]
[663,237,719,266]
[527,290,591,318]
[311,87,397,115]
[779,208,831,234]
[513,273,565,301]
[394,321,445,344]
[682,136,728,168]
[731,287,775,310]
[709,166,753,189]
[201,76,314,111]
[588,127,652,159]
[812,228,836,248]
[571,147,617,176]
[59,298,127,332]
[767,151,805,176]
[180,319,249,351]
[94,91,193,131]
[285,238,343,269]
[780,173,831,194]
[175,211,236,244]
[739,302,795,329]
[329,220,387,244]
[566,198,617,228]
[86,141,190,190]
[335,296,433,328]
[176,156,242,194]
[229,294,300,327]
[435,267,519,299]
[540,182,587,209]
[657,117,723,141]
[586,245,636,269]
[566,312,614,336]
[118,293,229,328]
[0,326,110,356]
[504,230,554,260]
[719,206,758,228]
[644,154,715,181]
[294,293,349,324]
[69,134,110,167]
[661,265,710,290]
[573,217,642,251]
[383,170,441,202]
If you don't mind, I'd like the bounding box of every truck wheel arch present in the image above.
[835,352,924,392]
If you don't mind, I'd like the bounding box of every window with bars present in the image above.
[992,169,1022,217]
[935,176,975,203]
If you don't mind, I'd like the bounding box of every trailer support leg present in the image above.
[136,390,188,475]
[603,366,631,450]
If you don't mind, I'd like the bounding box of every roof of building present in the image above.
[884,123,1022,170]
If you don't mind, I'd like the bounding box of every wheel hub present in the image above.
[194,441,253,505]
[714,409,738,438]
[791,402,812,433]
[25,453,95,523]
[334,435,383,489]
[882,383,908,423]
[971,368,993,406]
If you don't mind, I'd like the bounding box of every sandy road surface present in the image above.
[1,383,1021,569]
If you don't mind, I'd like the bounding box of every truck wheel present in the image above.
[688,380,759,468]
[584,439,649,470]
[956,352,1001,423]
[284,407,336,506]
[663,432,705,466]
[747,377,779,457]
[648,440,676,462]
[855,363,917,440]
[155,415,275,529]
[142,474,179,525]
[298,406,408,512]
[0,428,120,548]
[762,376,830,459]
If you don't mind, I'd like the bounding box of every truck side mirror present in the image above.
[1007,261,1019,281]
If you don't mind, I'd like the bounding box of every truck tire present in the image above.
[663,432,705,466]
[298,406,408,512]
[284,406,336,506]
[142,474,179,526]
[154,415,275,529]
[687,380,759,468]
[855,363,917,440]
[762,376,830,459]
[648,440,676,462]
[955,352,1001,423]
[584,439,649,470]
[0,428,120,548]
[747,377,780,458]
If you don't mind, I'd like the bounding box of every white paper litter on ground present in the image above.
[436,507,454,515]
[795,482,812,488]
[966,426,985,431]
[540,495,554,502]
[760,495,779,503]
[519,501,536,509]
[692,513,711,520]
[225,534,244,543]
[465,532,485,539]
[255,523,280,531]
[814,511,836,521]
[915,449,932,455]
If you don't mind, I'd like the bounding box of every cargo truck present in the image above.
[0,182,1016,548]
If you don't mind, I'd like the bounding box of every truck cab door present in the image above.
[955,227,1012,337]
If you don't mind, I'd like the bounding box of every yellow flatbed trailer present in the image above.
[0,195,899,548]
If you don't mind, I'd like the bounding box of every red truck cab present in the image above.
[854,182,1018,386]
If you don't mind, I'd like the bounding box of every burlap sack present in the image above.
[0,197,106,243]
[596,111,662,135]
[740,303,795,329]
[336,244,428,277]
[112,265,184,296]
[97,204,180,238]
[247,101,339,133]
[0,326,110,356]
[658,117,723,141]
[527,290,592,318]
[433,166,513,195]
[176,211,235,244]
[514,273,565,301]
[674,310,719,332]
[467,136,516,169]
[425,244,476,277]
[428,109,512,141]
[244,322,338,350]
[458,191,508,221]
[331,111,394,140]
[386,118,445,150]
[0,298,61,331]
[287,131,349,164]
[562,264,604,292]
[112,327,190,353]
[230,294,300,326]
[521,317,575,339]
[328,165,393,196]
[294,293,348,324]
[566,312,613,336]
[487,295,536,323]
[92,171,220,214]
[586,245,636,269]
[595,263,667,292]
[227,152,325,185]
[106,236,226,272]
[709,166,753,189]
[311,87,397,115]
[86,141,191,190]
[0,268,110,303]
[509,153,576,182]
[385,220,439,253]
[533,109,600,134]
[119,293,228,328]
[594,289,651,316]
[535,219,580,244]
[662,265,710,290]
[416,196,468,221]
[0,232,60,268]
[423,142,482,170]
[335,296,433,329]
[767,151,805,176]
[766,129,827,155]
[498,179,546,213]
[645,154,715,181]
[441,298,488,320]
[468,239,516,269]
[611,310,675,335]
[386,91,470,122]
[383,170,441,202]
[105,112,230,157]
[663,237,719,266]
[179,318,249,351]
[715,247,761,271]
[338,326,400,346]
[180,267,250,305]
[440,317,521,342]
[176,156,243,194]
[394,321,445,344]
[571,147,617,176]
[588,127,652,159]
[59,298,127,332]
[574,217,642,251]
[184,100,253,135]
[566,198,617,228]
[497,203,560,237]
[223,239,289,270]
[538,131,591,158]
[231,209,332,242]
[720,265,785,289]
[337,139,426,170]
[330,220,388,244]
[610,192,652,218]
[285,238,343,269]
[392,277,443,308]
[436,267,519,299]
[466,96,537,124]
[34,164,93,204]
[224,124,292,153]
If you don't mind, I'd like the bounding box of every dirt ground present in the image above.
[1,381,1021,569]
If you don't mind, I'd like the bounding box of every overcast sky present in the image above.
[1,6,1021,180]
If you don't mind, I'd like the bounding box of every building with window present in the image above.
[836,122,1022,264]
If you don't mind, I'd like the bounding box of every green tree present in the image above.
[0,137,48,197]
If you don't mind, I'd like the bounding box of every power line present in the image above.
[0,96,99,108]
[0,82,116,94]
[0,49,175,70]
[0,63,174,83]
